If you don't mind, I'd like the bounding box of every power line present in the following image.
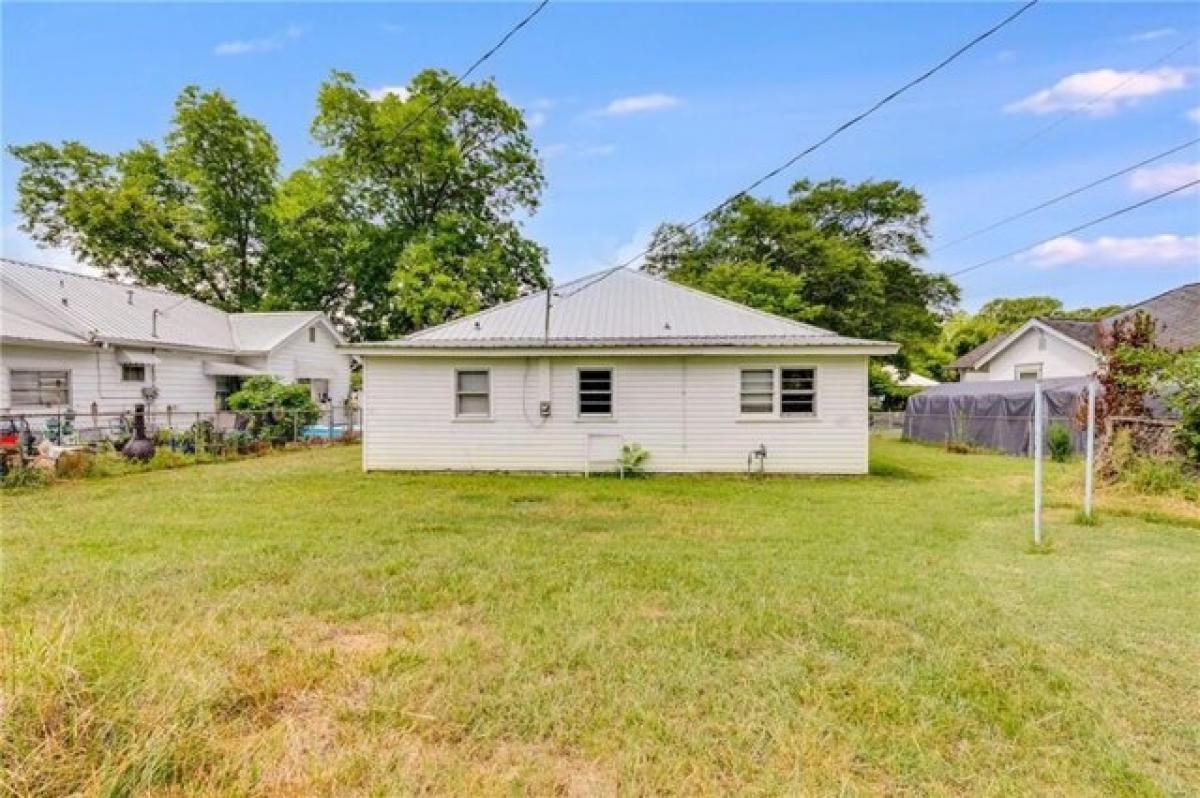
[934,136,1200,252]
[948,178,1200,278]
[996,36,1198,162]
[616,0,1041,269]
[392,0,551,139]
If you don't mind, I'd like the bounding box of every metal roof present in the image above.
[0,259,334,353]
[359,267,895,351]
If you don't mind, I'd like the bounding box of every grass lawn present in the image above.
[2,439,1198,796]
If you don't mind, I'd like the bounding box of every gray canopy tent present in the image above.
[903,377,1093,456]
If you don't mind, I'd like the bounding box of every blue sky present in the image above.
[3,2,1198,312]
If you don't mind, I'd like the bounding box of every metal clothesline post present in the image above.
[1083,380,1097,519]
[1032,379,1044,546]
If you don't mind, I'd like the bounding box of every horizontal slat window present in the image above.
[739,369,774,414]
[578,369,613,416]
[10,370,70,407]
[781,368,816,415]
[455,370,490,417]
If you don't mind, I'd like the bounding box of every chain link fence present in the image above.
[1,404,361,458]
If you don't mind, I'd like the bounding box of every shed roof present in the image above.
[354,267,896,352]
[1,259,336,353]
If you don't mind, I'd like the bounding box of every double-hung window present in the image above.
[9,370,70,407]
[739,367,817,417]
[578,369,613,416]
[455,369,490,417]
[780,368,816,415]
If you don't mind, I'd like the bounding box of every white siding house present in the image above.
[348,268,897,474]
[950,283,1199,382]
[1,259,351,422]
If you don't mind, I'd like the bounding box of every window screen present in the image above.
[121,364,146,382]
[739,369,774,413]
[780,368,816,415]
[9,370,70,406]
[456,370,490,416]
[578,369,613,416]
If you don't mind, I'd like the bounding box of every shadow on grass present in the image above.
[868,461,932,482]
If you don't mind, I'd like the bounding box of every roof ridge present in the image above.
[404,267,622,341]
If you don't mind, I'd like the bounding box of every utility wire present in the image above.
[616,0,1041,269]
[948,178,1200,278]
[392,0,551,139]
[996,36,1198,162]
[934,136,1200,253]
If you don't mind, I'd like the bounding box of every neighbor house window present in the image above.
[455,370,490,416]
[739,369,774,413]
[214,376,242,410]
[9,370,70,406]
[1015,365,1042,381]
[578,369,613,416]
[121,364,146,382]
[780,368,816,415]
[308,326,316,343]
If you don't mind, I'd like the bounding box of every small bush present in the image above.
[3,465,50,489]
[1047,423,1073,463]
[1124,457,1195,496]
[619,443,650,476]
[149,449,190,470]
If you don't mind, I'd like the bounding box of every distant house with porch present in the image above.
[1,259,350,424]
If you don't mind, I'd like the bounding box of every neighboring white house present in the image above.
[0,259,351,423]
[882,365,939,388]
[949,283,1199,382]
[346,267,897,474]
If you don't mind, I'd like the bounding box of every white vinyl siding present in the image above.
[362,354,871,473]
[962,325,1098,382]
[263,322,352,405]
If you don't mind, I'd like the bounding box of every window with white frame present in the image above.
[578,369,613,416]
[739,369,774,413]
[780,368,816,415]
[121,364,146,382]
[739,367,817,417]
[1015,364,1042,381]
[308,326,317,343]
[10,370,70,406]
[455,369,490,417]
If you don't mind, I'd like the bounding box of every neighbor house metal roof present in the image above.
[355,267,896,352]
[0,259,336,353]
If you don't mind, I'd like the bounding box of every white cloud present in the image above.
[527,111,547,129]
[595,93,681,117]
[1021,234,1200,267]
[214,24,303,56]
[1005,67,1194,115]
[1188,106,1200,124]
[367,86,410,102]
[1129,28,1175,42]
[1128,162,1200,193]
[541,142,614,160]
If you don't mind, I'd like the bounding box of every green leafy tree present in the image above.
[10,87,279,310]
[271,70,547,338]
[975,296,1063,329]
[11,70,547,338]
[644,179,958,369]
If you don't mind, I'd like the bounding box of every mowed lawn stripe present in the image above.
[2,439,1196,795]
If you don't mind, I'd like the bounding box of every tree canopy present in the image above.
[9,70,547,339]
[644,178,959,370]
